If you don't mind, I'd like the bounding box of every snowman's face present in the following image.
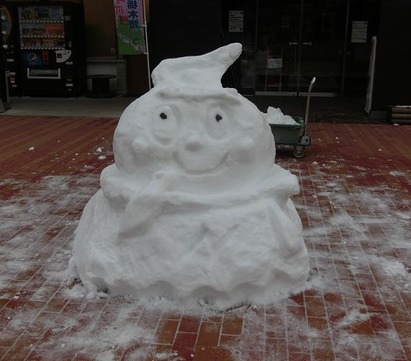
[114,88,274,188]
[149,95,239,175]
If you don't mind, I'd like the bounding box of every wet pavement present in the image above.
[0,111,410,361]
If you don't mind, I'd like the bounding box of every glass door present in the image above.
[255,0,348,95]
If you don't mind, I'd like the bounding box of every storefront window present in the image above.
[222,0,379,96]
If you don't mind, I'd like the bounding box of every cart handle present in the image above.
[301,76,316,138]
[304,77,316,123]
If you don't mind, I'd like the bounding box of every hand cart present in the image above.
[269,77,316,157]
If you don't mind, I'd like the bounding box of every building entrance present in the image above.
[253,0,348,95]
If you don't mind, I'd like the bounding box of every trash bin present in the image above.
[87,74,117,98]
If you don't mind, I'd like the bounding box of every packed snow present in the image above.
[264,106,300,125]
[68,43,309,309]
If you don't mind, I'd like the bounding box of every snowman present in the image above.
[69,43,309,308]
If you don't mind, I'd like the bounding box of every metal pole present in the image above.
[142,0,151,90]
[341,0,350,95]
[0,6,6,112]
[254,0,259,53]
[296,0,304,96]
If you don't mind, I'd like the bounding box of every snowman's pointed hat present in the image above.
[151,43,242,92]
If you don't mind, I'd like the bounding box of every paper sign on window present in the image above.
[351,21,368,43]
[267,58,282,69]
[229,11,244,32]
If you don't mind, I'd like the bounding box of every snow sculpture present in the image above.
[68,43,309,309]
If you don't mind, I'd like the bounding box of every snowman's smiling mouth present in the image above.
[175,150,229,175]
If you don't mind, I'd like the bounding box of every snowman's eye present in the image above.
[206,108,230,139]
[150,106,178,143]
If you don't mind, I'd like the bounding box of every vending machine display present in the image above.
[1,5,19,96]
[17,3,86,97]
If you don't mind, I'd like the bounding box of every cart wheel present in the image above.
[293,146,305,158]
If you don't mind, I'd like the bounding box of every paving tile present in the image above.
[193,346,234,361]
[43,295,69,314]
[403,347,411,360]
[287,305,306,320]
[155,319,179,345]
[339,280,362,299]
[174,331,197,348]
[288,353,312,361]
[334,341,360,361]
[385,301,410,323]
[143,345,175,361]
[361,291,386,312]
[369,313,394,333]
[221,314,243,335]
[265,337,288,361]
[400,292,411,309]
[121,341,151,361]
[265,314,286,339]
[307,317,329,334]
[288,292,305,306]
[72,353,99,361]
[178,315,201,333]
[0,328,18,348]
[202,313,223,322]
[311,340,335,361]
[393,321,411,339]
[196,322,221,347]
[287,334,311,354]
[350,317,374,335]
[305,296,327,318]
[24,311,58,337]
[160,310,182,320]
[219,334,240,347]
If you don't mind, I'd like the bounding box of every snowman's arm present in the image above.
[118,170,179,238]
[100,165,137,208]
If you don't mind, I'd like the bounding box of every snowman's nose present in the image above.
[185,132,203,152]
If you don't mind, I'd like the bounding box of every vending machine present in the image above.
[16,3,86,97]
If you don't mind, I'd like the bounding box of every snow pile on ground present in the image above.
[264,106,299,125]
[68,43,309,309]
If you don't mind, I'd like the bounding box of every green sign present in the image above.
[113,0,146,55]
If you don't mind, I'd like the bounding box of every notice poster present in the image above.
[229,10,244,32]
[267,57,282,69]
[113,0,146,55]
[351,21,368,43]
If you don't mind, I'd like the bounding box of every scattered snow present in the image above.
[1,153,410,359]
[389,170,407,177]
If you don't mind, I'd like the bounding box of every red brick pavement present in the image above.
[0,115,410,360]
